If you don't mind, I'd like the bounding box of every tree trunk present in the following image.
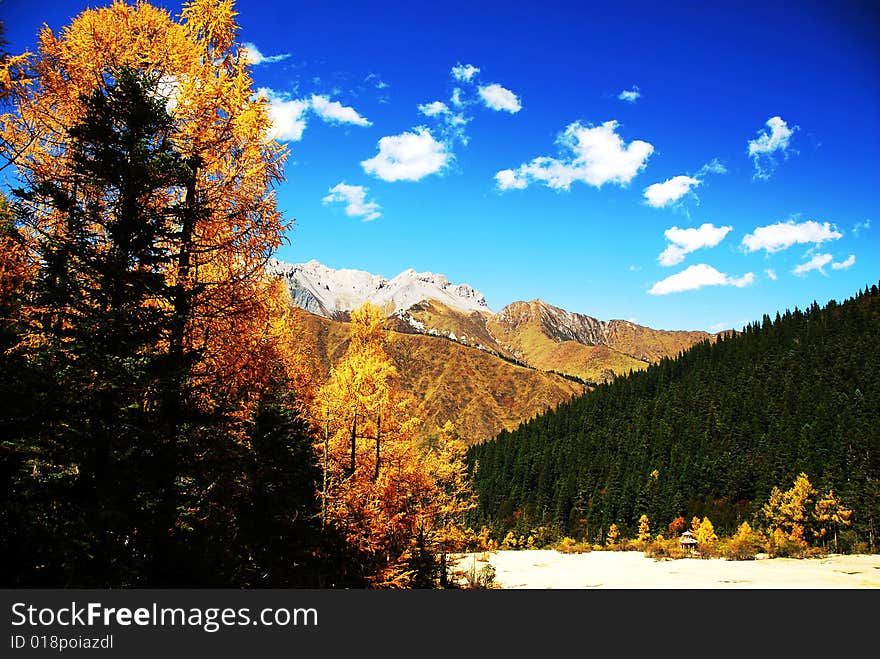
[374,407,381,482]
[152,157,199,584]
[322,411,329,527]
[349,412,357,477]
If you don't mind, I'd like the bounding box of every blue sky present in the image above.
[3,0,878,331]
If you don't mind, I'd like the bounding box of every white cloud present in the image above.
[793,253,832,276]
[618,86,640,103]
[748,116,797,179]
[258,88,309,142]
[832,254,856,270]
[765,268,777,280]
[748,116,795,155]
[644,176,701,208]
[361,127,450,182]
[742,220,842,253]
[419,101,449,117]
[649,264,755,295]
[643,159,726,209]
[478,83,522,113]
[697,158,727,176]
[421,63,516,145]
[257,89,373,140]
[495,169,527,190]
[496,120,653,191]
[657,247,685,269]
[322,183,381,221]
[451,63,480,82]
[365,73,389,89]
[242,42,291,65]
[310,94,371,126]
[440,111,471,145]
[658,223,733,266]
[628,264,641,272]
[853,219,871,236]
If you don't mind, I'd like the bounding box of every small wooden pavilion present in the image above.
[679,530,698,556]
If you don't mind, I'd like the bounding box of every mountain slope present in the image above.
[407,298,716,383]
[485,300,650,382]
[292,308,583,445]
[602,319,718,363]
[467,284,880,544]
[272,260,717,383]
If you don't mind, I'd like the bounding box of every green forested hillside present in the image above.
[467,285,880,549]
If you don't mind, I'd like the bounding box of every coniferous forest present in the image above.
[467,287,880,550]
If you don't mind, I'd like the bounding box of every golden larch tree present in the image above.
[734,520,754,541]
[410,421,476,586]
[812,488,852,551]
[315,302,466,585]
[763,473,816,546]
[606,523,620,548]
[0,0,291,419]
[695,516,718,549]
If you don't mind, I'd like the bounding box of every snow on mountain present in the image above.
[267,259,491,318]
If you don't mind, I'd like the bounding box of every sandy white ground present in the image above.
[452,550,880,589]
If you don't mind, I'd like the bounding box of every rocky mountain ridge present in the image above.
[267,259,489,319]
[272,259,718,382]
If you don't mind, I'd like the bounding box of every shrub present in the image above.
[769,528,808,558]
[606,523,620,548]
[720,522,766,560]
[555,537,592,554]
[477,564,497,588]
[721,537,759,560]
[837,529,869,555]
[458,557,498,589]
[644,536,684,560]
[617,538,637,552]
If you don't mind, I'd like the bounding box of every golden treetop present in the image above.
[2,0,287,251]
[180,0,239,56]
[1,0,296,419]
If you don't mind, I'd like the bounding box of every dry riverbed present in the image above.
[452,549,880,589]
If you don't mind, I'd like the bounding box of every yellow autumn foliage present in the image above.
[1,0,294,425]
[314,303,474,586]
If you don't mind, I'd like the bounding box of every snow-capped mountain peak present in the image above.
[267,259,491,318]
